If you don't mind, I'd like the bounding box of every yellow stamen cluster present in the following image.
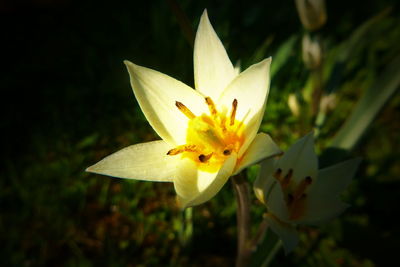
[273,168,313,220]
[168,97,245,172]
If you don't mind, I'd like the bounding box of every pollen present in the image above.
[168,97,245,172]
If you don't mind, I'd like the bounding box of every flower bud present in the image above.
[302,34,322,69]
[295,0,327,31]
[288,94,300,117]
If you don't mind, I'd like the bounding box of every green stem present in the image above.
[232,173,252,267]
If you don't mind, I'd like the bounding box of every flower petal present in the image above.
[193,10,236,100]
[234,132,282,175]
[174,153,237,208]
[254,157,277,204]
[256,158,290,221]
[217,58,272,157]
[276,132,318,185]
[124,61,207,145]
[86,140,176,182]
[265,213,299,254]
[298,158,361,225]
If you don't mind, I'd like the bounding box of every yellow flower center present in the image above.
[273,168,313,220]
[167,97,245,172]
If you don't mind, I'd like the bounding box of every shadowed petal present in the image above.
[174,153,237,208]
[265,213,299,254]
[86,140,176,181]
[194,10,236,100]
[298,158,361,225]
[217,58,272,158]
[254,157,277,204]
[234,133,281,175]
[276,132,318,184]
[124,61,207,146]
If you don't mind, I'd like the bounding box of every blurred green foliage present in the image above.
[1,0,399,266]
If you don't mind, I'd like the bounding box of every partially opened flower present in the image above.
[254,133,361,253]
[87,10,281,208]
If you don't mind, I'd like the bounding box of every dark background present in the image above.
[1,0,399,266]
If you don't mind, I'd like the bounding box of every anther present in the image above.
[273,168,282,180]
[198,153,212,163]
[230,99,238,126]
[281,169,293,187]
[205,97,217,117]
[223,149,231,156]
[167,144,196,155]
[305,176,313,184]
[175,101,196,119]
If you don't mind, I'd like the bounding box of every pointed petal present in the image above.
[265,213,299,254]
[193,10,236,100]
[124,61,207,145]
[174,153,237,208]
[234,133,282,175]
[314,158,361,195]
[254,157,277,204]
[86,140,176,182]
[298,158,361,225]
[276,132,318,184]
[217,58,272,157]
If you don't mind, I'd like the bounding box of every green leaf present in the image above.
[330,53,400,150]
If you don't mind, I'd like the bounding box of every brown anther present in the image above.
[305,176,313,184]
[230,99,238,126]
[205,97,217,116]
[167,144,196,155]
[175,101,196,119]
[198,153,212,163]
[223,149,231,156]
[273,168,282,180]
[282,168,293,187]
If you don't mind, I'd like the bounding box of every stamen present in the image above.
[205,97,217,117]
[176,101,196,119]
[167,144,197,155]
[273,168,282,180]
[281,169,293,188]
[198,153,213,163]
[293,176,313,200]
[230,99,238,126]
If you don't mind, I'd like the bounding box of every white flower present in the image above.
[87,10,281,208]
[254,133,361,253]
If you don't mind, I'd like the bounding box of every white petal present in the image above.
[265,213,299,254]
[254,157,277,204]
[234,132,282,175]
[276,132,318,184]
[193,10,236,100]
[86,140,176,182]
[217,58,272,157]
[174,153,237,208]
[314,158,361,195]
[298,158,361,225]
[124,61,207,145]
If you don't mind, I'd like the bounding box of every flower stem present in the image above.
[232,173,252,267]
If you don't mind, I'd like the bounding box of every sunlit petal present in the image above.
[234,133,281,175]
[217,58,272,157]
[124,61,207,145]
[86,140,176,181]
[194,10,236,100]
[276,132,318,184]
[265,213,299,254]
[174,153,237,208]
